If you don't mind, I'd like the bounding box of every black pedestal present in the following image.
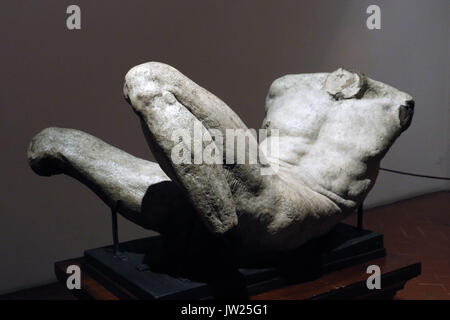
[83,223,385,300]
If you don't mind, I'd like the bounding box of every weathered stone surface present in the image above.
[27,127,195,234]
[27,62,414,255]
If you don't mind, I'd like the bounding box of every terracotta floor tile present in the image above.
[344,191,450,300]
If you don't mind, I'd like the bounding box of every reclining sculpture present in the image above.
[27,62,414,259]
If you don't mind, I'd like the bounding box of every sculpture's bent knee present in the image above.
[123,62,248,133]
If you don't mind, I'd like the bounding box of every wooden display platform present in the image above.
[79,223,386,299]
[55,253,420,300]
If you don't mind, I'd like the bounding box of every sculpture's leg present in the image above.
[123,62,249,134]
[137,103,238,235]
[124,63,269,188]
[27,127,195,233]
[124,65,241,234]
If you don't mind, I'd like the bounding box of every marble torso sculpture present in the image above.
[27,63,414,256]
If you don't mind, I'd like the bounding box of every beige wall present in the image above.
[1,0,449,293]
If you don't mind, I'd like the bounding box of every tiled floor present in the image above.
[343,191,450,300]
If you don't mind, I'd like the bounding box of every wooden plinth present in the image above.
[55,253,420,300]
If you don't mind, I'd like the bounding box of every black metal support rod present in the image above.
[357,204,364,230]
[111,200,120,255]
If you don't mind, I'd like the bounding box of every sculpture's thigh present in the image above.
[27,127,194,231]
[135,93,238,235]
[125,62,270,208]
